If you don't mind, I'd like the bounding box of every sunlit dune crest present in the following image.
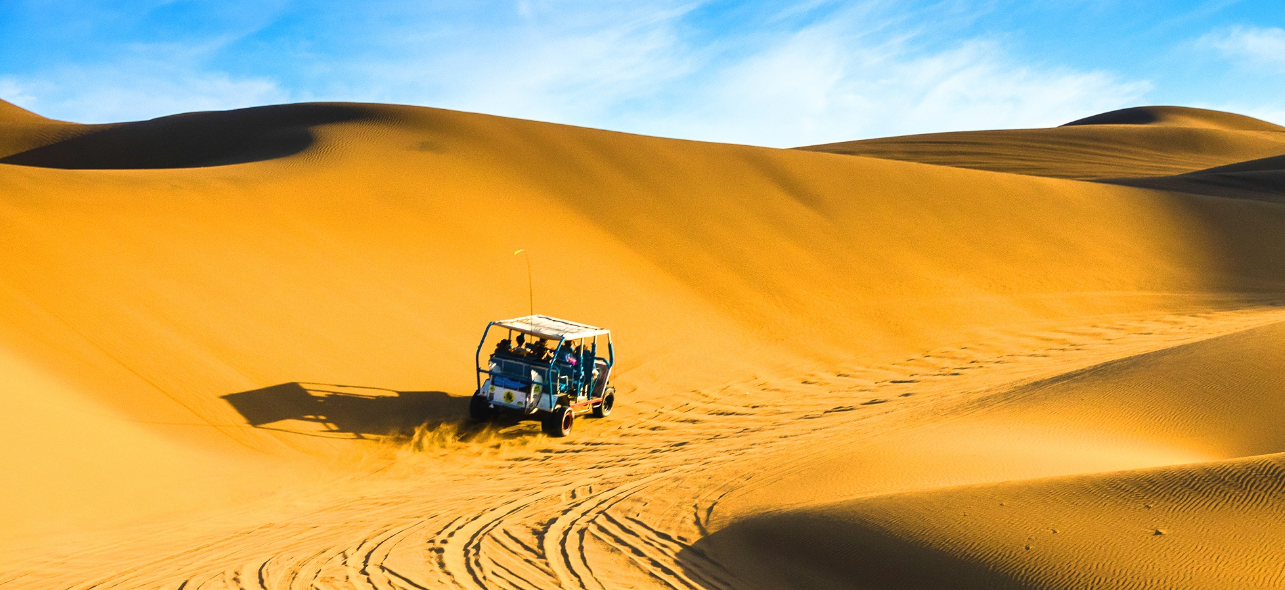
[1061,105,1285,132]
[3,97,1285,589]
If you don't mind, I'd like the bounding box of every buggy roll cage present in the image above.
[474,314,615,399]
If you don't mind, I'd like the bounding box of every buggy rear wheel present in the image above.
[592,387,615,418]
[543,407,574,437]
[469,394,491,421]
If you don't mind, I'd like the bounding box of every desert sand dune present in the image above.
[799,106,1285,180]
[3,98,1285,588]
[1195,152,1285,174]
[687,318,1285,589]
[699,452,1285,590]
[711,315,1285,505]
[1062,105,1285,131]
[1104,152,1285,203]
[0,101,44,123]
[0,101,86,159]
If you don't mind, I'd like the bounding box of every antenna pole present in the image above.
[515,249,533,324]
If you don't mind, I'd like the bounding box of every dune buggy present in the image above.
[470,315,616,437]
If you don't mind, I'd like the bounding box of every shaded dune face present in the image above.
[1105,152,1285,203]
[1197,152,1285,174]
[0,103,373,169]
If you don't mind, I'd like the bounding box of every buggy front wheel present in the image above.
[543,407,574,437]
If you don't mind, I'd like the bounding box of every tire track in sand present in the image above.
[4,309,1283,590]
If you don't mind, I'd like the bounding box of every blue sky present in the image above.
[1,0,1282,147]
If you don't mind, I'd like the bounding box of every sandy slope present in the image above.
[703,321,1285,589]
[703,452,1285,590]
[0,102,86,160]
[2,99,1285,589]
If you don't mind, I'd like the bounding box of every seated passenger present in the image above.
[493,338,512,355]
[513,333,529,357]
[562,342,580,367]
[532,338,552,361]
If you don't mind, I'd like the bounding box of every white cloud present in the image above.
[603,20,1151,146]
[1199,26,1285,71]
[0,78,41,111]
[0,0,292,123]
[0,66,288,123]
[896,42,1152,138]
[341,2,702,126]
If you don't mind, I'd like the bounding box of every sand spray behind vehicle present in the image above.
[378,421,554,470]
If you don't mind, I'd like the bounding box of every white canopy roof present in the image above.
[494,315,610,340]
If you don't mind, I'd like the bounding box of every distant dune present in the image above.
[800,105,1285,180]
[1062,105,1285,131]
[2,98,1285,589]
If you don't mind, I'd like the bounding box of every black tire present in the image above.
[469,394,491,421]
[543,407,573,437]
[592,387,615,418]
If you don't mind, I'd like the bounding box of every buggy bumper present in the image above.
[481,379,546,412]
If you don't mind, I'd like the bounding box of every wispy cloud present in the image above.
[1,66,287,124]
[366,3,702,125]
[1199,25,1285,71]
[626,29,1150,146]
[0,78,40,111]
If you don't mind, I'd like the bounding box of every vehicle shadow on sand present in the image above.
[221,382,536,441]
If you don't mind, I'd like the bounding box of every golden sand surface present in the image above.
[1,99,1284,588]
